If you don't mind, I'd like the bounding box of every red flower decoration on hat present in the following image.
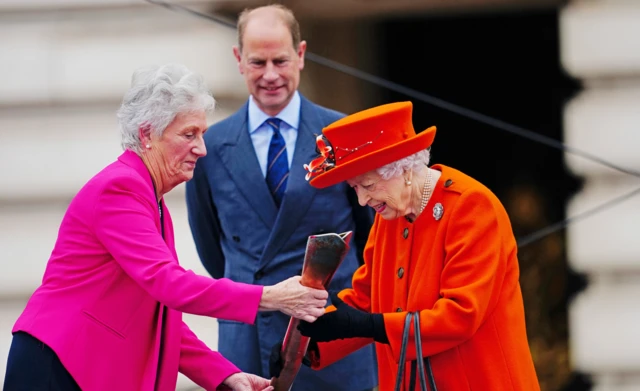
[304,135,336,181]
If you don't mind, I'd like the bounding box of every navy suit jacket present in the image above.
[186,95,377,390]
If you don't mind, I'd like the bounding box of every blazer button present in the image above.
[402,228,409,239]
[396,307,403,312]
[232,236,241,243]
[254,270,265,280]
[397,267,404,279]
[444,179,453,188]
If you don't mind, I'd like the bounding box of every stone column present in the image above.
[561,2,640,390]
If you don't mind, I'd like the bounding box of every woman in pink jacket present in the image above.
[3,64,328,391]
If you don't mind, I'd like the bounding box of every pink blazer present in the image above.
[13,150,264,391]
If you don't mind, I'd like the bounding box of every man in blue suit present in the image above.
[186,4,377,391]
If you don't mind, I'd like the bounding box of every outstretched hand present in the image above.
[260,276,328,322]
[218,372,274,391]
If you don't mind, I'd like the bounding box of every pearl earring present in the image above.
[146,144,151,149]
[405,169,413,186]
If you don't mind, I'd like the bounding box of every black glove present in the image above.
[297,292,389,344]
[268,341,314,378]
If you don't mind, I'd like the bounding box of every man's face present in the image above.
[234,19,306,116]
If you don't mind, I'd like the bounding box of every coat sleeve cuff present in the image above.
[223,281,263,325]
[384,311,415,362]
[312,337,373,370]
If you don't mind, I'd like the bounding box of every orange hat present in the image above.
[306,101,436,188]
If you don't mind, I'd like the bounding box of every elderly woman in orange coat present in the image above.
[273,101,540,390]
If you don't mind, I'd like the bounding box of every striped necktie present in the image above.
[265,118,289,207]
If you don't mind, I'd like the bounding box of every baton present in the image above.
[270,231,353,391]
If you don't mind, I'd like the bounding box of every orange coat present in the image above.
[313,165,540,390]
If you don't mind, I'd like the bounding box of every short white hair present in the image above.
[117,64,215,153]
[376,148,431,180]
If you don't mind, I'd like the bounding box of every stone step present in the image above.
[564,86,640,177]
[561,1,640,79]
[566,177,640,273]
[570,279,640,374]
[0,104,237,202]
[0,6,245,107]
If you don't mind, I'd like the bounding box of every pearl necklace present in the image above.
[418,168,433,215]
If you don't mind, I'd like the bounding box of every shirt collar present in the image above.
[248,91,301,133]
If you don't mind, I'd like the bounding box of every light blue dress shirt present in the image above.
[248,91,300,178]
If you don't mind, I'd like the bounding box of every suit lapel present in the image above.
[260,97,322,266]
[215,104,278,229]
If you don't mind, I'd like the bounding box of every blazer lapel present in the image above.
[260,97,322,266]
[118,150,168,243]
[215,105,278,229]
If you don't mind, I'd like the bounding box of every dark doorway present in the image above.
[378,8,589,391]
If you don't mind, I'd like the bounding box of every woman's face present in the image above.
[347,169,412,220]
[149,110,208,188]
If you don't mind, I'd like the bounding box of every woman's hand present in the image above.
[260,276,328,322]
[218,372,274,391]
[298,292,389,343]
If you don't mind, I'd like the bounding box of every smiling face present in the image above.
[347,169,413,220]
[146,110,208,192]
[233,11,306,117]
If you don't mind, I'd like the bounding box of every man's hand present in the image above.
[297,292,388,343]
[218,372,274,391]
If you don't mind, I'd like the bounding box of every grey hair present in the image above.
[117,64,216,153]
[376,148,431,180]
